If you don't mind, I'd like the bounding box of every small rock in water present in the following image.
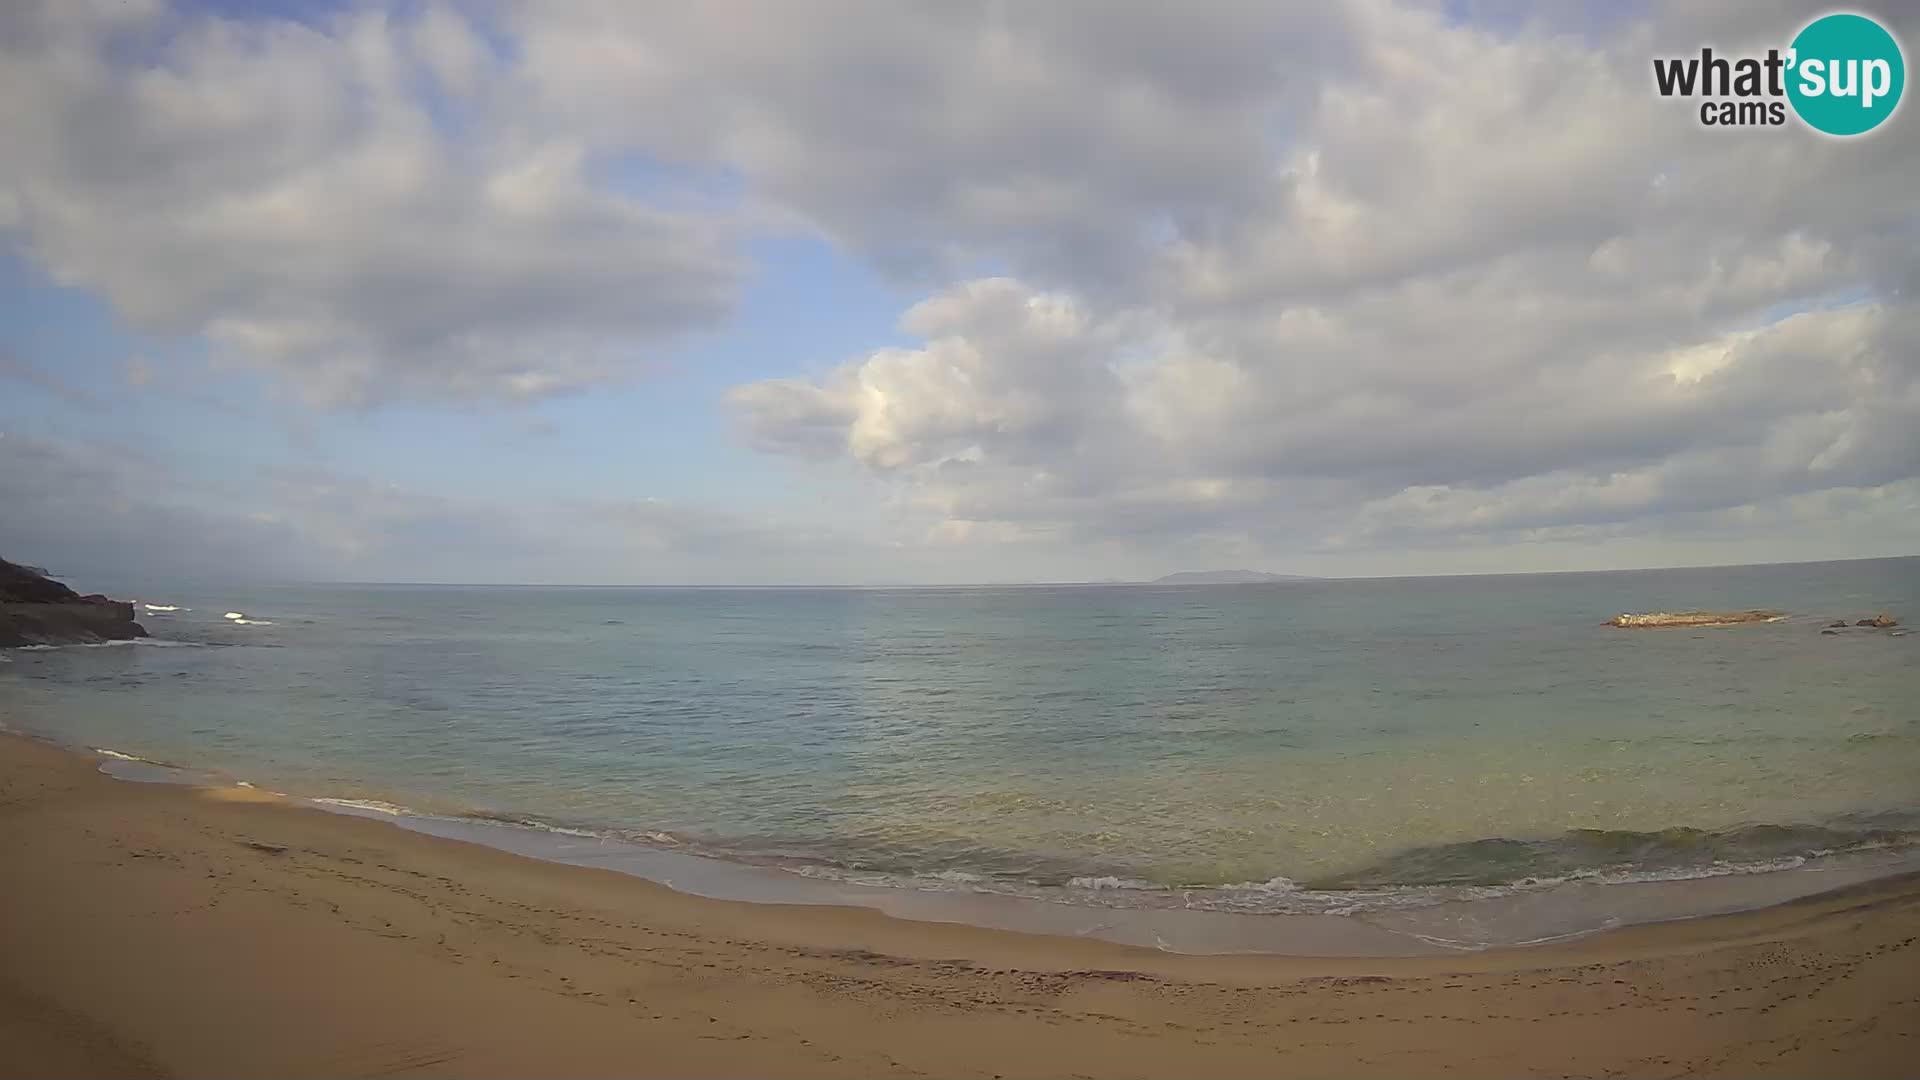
[1854,613,1900,629]
[1827,619,1849,628]
[1820,628,1840,635]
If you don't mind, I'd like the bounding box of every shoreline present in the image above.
[3,731,1918,1076]
[44,731,1920,957]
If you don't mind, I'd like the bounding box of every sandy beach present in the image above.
[1,733,1915,1079]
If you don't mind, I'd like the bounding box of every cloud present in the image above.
[0,432,935,586]
[723,2,1920,567]
[731,278,1133,473]
[0,1,742,406]
[1,354,107,409]
[0,431,308,581]
[507,0,1361,291]
[5,0,1918,577]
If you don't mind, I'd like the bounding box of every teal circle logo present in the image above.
[1787,13,1905,136]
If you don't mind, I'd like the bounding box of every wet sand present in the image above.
[1,732,1916,1078]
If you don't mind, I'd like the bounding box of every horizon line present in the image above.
[214,551,1920,591]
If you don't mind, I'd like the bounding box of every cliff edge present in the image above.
[0,558,147,647]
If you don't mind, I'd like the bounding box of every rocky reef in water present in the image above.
[0,558,147,647]
[1606,610,1785,629]
[1823,613,1903,635]
[1606,609,1905,634]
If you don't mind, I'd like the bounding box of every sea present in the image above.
[4,557,1917,955]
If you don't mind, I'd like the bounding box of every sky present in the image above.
[2,0,1917,586]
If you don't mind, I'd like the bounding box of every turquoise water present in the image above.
[3,558,1917,920]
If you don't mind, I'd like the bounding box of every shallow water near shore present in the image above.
[3,557,1917,950]
[75,749,1920,954]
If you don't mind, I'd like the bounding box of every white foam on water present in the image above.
[1068,875,1164,891]
[544,824,603,839]
[223,612,245,620]
[787,864,895,885]
[1503,854,1820,892]
[760,845,1917,920]
[142,604,185,613]
[918,869,986,884]
[1218,875,1300,893]
[311,797,412,815]
[473,816,608,840]
[92,747,150,762]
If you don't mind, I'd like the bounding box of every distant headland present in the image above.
[0,558,147,647]
[1149,570,1317,585]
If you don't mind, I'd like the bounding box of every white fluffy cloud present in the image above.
[733,277,1918,556]
[719,2,1920,564]
[0,1,741,405]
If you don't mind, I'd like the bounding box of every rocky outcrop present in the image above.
[1819,613,1905,636]
[1607,610,1784,629]
[0,558,147,647]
